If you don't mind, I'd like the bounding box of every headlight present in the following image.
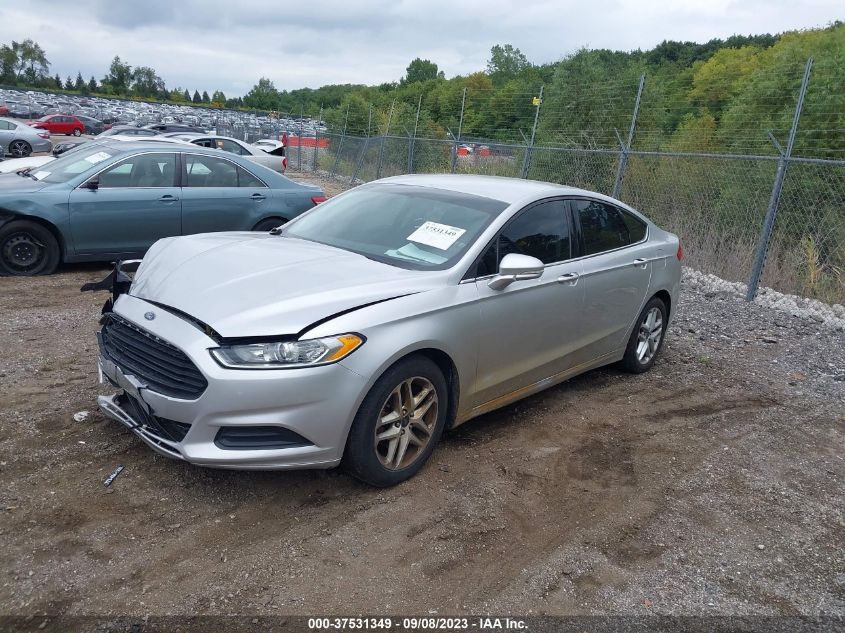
[210,334,364,369]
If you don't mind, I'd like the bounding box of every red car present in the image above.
[29,115,85,136]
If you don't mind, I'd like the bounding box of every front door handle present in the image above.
[159,194,179,202]
[251,193,266,201]
[632,258,648,267]
[557,272,580,285]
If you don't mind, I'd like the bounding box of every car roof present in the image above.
[378,174,609,205]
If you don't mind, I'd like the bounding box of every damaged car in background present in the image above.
[88,174,682,487]
[0,140,323,275]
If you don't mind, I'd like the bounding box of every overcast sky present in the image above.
[0,0,841,96]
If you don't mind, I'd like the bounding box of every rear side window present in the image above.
[573,199,646,255]
[476,199,571,276]
[185,155,265,188]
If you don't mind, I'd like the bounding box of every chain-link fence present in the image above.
[239,57,845,305]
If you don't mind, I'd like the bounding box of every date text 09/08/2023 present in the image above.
[307,617,528,630]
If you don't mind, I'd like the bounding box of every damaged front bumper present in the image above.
[94,293,369,470]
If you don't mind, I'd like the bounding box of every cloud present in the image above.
[0,0,840,96]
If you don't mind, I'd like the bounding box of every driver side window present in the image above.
[475,199,571,277]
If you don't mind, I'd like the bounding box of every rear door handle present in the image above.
[251,193,266,201]
[159,194,179,202]
[557,272,580,284]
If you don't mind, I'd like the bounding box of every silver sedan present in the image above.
[93,175,681,486]
[0,117,53,157]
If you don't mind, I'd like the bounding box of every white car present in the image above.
[166,134,286,173]
[0,155,54,174]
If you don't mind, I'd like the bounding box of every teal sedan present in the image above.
[0,140,325,275]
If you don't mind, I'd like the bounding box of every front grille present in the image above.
[119,393,192,443]
[101,313,208,399]
[214,426,313,450]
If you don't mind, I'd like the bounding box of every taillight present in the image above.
[676,241,684,261]
[282,157,287,170]
[280,132,287,147]
[311,195,327,205]
[37,132,50,139]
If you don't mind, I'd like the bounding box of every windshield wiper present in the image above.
[16,168,37,180]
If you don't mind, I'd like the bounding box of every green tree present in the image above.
[103,56,132,94]
[192,89,201,103]
[131,66,165,97]
[0,44,17,83]
[243,77,279,110]
[74,72,85,91]
[183,88,191,101]
[211,90,226,105]
[14,39,50,84]
[65,75,74,90]
[201,90,210,103]
[401,58,442,85]
[88,76,98,92]
[486,44,530,84]
[53,72,62,88]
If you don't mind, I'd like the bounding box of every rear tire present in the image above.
[9,140,31,158]
[0,220,61,276]
[72,128,82,137]
[620,296,667,373]
[252,217,287,232]
[343,356,447,487]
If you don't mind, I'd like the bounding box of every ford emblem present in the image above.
[144,312,156,321]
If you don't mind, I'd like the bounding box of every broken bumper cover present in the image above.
[96,293,369,470]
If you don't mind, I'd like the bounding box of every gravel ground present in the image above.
[0,174,843,619]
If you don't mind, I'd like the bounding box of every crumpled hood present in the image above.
[130,232,437,338]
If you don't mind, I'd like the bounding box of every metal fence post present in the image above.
[612,74,645,199]
[520,85,544,179]
[313,104,323,171]
[350,105,374,186]
[409,94,422,174]
[297,103,303,171]
[746,57,813,301]
[376,100,395,180]
[330,103,350,177]
[451,88,467,174]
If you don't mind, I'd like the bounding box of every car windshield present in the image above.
[33,144,116,183]
[283,183,508,270]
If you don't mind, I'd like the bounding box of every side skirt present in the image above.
[454,349,623,427]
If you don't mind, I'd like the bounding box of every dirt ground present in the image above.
[0,177,843,619]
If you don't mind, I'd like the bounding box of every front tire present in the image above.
[9,140,32,158]
[72,128,82,137]
[0,220,61,276]
[620,296,667,373]
[344,356,448,487]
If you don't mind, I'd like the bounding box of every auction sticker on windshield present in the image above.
[32,171,50,180]
[407,221,466,251]
[84,151,112,164]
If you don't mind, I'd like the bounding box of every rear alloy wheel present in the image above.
[0,220,60,276]
[620,296,667,373]
[344,356,447,487]
[9,140,32,158]
[72,128,82,137]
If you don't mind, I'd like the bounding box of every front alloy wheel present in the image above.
[344,355,447,487]
[374,376,439,470]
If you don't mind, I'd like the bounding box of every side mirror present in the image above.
[84,176,99,190]
[488,253,545,291]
